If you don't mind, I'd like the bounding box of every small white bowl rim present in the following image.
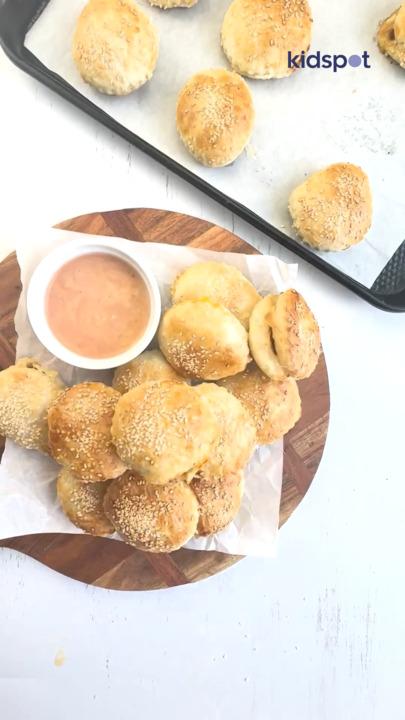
[27,237,162,371]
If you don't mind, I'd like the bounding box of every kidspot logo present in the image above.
[288,50,371,72]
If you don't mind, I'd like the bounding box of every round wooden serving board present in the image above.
[0,209,329,591]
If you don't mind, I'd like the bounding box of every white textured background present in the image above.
[1,35,405,720]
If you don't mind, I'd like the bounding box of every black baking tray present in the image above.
[1,0,405,312]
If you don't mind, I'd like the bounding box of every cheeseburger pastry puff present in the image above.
[289,163,372,252]
[176,69,254,167]
[221,0,312,79]
[113,349,186,394]
[158,300,250,380]
[72,0,159,95]
[111,381,217,484]
[0,358,64,452]
[195,383,256,476]
[104,472,199,551]
[219,366,301,445]
[191,471,244,536]
[249,291,320,380]
[377,5,405,68]
[171,261,260,328]
[48,382,126,483]
[57,468,114,536]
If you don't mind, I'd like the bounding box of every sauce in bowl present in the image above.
[45,252,151,359]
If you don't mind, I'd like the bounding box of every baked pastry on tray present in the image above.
[176,68,255,167]
[377,4,405,69]
[48,382,126,483]
[221,0,312,79]
[72,0,159,95]
[289,163,372,252]
[0,358,64,453]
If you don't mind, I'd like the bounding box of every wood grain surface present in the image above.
[0,208,329,591]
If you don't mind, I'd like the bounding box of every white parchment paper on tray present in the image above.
[0,226,298,556]
[26,0,405,287]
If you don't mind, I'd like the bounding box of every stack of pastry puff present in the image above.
[0,262,320,553]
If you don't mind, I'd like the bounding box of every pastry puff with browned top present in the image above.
[377,4,405,68]
[113,349,186,394]
[0,358,65,453]
[72,0,159,95]
[176,68,255,167]
[171,261,260,329]
[289,163,372,252]
[248,290,320,381]
[221,0,313,79]
[104,472,199,552]
[48,382,127,483]
[219,365,301,445]
[57,468,114,536]
[111,381,218,485]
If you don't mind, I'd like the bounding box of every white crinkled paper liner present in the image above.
[0,226,297,556]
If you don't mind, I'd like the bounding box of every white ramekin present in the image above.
[27,237,162,370]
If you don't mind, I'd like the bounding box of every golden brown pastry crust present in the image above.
[0,358,64,452]
[112,349,186,394]
[248,295,285,381]
[48,382,126,482]
[249,290,320,380]
[176,68,254,167]
[377,6,405,68]
[219,365,301,445]
[104,472,199,551]
[111,381,217,484]
[289,163,373,252]
[158,300,250,381]
[195,383,256,476]
[149,0,198,6]
[72,0,159,95]
[191,471,244,536]
[171,261,260,328]
[57,468,114,536]
[221,0,312,79]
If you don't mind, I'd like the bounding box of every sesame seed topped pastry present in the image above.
[48,382,127,483]
[195,383,256,477]
[248,290,320,381]
[72,0,159,95]
[219,365,301,445]
[176,68,255,167]
[221,0,313,79]
[104,472,199,552]
[57,468,115,536]
[191,470,244,536]
[0,358,65,453]
[112,349,186,395]
[377,4,405,69]
[158,300,250,381]
[171,261,260,329]
[111,381,218,485]
[289,163,373,252]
